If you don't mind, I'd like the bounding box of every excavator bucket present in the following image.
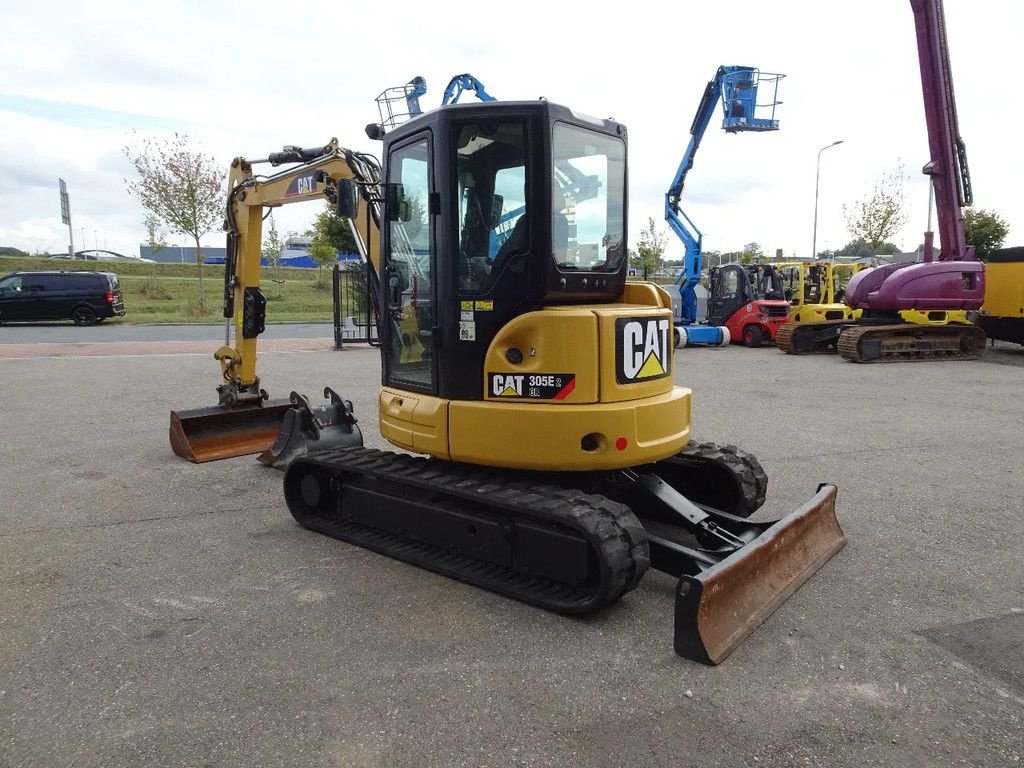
[257,388,363,470]
[671,484,844,664]
[169,400,293,463]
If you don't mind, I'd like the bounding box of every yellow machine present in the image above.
[978,247,1024,345]
[777,261,859,324]
[171,100,845,664]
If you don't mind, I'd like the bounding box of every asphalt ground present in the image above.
[1,337,1022,767]
[0,322,333,345]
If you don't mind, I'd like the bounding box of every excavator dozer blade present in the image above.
[169,400,293,463]
[674,484,844,664]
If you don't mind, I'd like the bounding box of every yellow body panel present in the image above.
[483,310,599,403]
[980,262,1024,318]
[379,389,450,459]
[381,280,687,470]
[898,309,971,325]
[449,387,691,470]
[789,303,856,324]
[595,307,674,403]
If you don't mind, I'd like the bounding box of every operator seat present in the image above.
[493,213,530,265]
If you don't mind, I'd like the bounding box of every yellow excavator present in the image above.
[170,99,845,664]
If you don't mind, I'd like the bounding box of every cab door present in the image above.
[708,265,745,325]
[382,134,437,393]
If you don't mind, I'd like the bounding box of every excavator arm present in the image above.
[169,140,383,463]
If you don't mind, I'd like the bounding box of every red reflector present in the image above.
[615,437,628,451]
[106,291,114,303]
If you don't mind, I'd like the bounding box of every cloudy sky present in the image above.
[1,0,1019,263]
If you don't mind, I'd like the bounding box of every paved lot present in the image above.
[0,322,333,345]
[1,339,1022,767]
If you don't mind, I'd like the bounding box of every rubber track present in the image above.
[774,320,849,355]
[285,446,650,615]
[671,442,768,517]
[838,323,986,363]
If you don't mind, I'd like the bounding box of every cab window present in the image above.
[454,121,528,293]
[551,123,625,272]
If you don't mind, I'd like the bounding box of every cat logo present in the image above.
[615,317,671,384]
[284,173,318,197]
[491,373,524,397]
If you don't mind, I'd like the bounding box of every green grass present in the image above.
[0,256,336,324]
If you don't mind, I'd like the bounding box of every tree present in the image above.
[630,217,668,279]
[843,163,909,254]
[262,214,284,271]
[143,214,167,279]
[827,237,900,262]
[740,242,763,265]
[124,133,224,309]
[306,203,358,255]
[308,232,337,286]
[963,208,1009,260]
[702,249,723,270]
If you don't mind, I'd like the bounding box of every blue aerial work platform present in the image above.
[666,66,783,348]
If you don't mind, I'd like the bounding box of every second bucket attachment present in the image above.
[258,387,363,470]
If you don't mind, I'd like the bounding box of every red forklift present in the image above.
[708,262,791,347]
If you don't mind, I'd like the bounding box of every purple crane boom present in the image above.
[913,0,973,262]
[833,0,987,361]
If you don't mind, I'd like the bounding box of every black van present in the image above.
[0,271,125,326]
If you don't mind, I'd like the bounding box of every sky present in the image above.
[1,0,1020,264]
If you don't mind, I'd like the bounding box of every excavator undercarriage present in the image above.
[775,315,986,362]
[837,321,986,362]
[285,423,844,664]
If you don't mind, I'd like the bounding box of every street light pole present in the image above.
[812,140,844,259]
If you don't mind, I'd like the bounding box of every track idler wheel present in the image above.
[652,441,768,518]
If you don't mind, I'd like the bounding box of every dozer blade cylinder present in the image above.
[673,484,844,664]
[169,400,293,463]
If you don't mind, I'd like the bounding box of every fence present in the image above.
[332,263,378,348]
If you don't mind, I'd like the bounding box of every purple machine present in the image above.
[839,0,986,362]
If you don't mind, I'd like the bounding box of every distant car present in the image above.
[71,249,155,263]
[0,270,125,326]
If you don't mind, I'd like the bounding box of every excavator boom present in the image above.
[169,141,382,463]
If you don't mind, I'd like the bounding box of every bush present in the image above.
[185,299,218,318]
[139,279,173,300]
